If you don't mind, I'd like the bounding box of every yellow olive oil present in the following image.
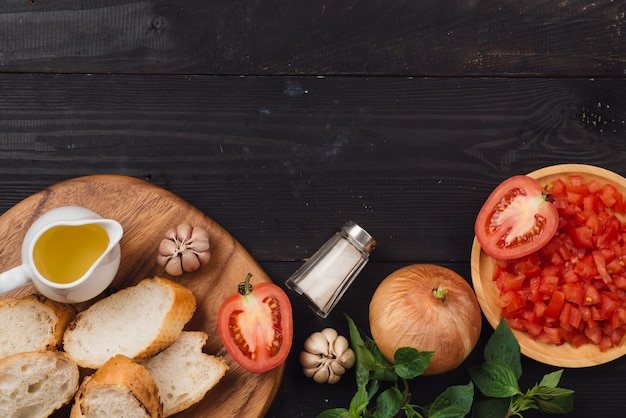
[32,224,109,284]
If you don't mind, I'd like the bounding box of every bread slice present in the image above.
[0,350,79,417]
[0,294,76,359]
[70,354,163,418]
[141,331,228,417]
[63,276,196,369]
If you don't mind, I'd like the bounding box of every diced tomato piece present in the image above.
[534,301,547,318]
[586,178,603,194]
[559,302,572,328]
[611,327,626,346]
[499,290,527,313]
[614,275,626,289]
[545,178,567,194]
[569,305,583,329]
[538,326,562,345]
[583,283,601,306]
[545,290,565,319]
[497,272,526,292]
[539,275,559,295]
[599,335,613,351]
[575,254,597,280]
[522,319,544,337]
[568,174,585,193]
[585,325,602,344]
[593,250,613,284]
[570,225,594,249]
[562,282,584,306]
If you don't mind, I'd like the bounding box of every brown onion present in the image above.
[369,264,482,375]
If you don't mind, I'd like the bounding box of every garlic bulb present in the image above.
[157,224,211,276]
[299,328,355,384]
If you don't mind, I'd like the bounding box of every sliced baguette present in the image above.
[63,276,196,369]
[0,294,76,359]
[141,331,228,417]
[70,354,163,418]
[0,350,79,418]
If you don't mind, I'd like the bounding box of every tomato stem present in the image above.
[237,272,254,295]
[432,287,448,300]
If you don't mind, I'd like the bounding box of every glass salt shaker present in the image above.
[285,221,376,318]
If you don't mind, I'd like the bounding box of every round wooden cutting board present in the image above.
[0,174,283,418]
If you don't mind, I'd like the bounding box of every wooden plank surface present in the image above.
[0,0,624,75]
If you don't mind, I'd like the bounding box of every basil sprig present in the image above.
[469,319,574,417]
[319,316,573,418]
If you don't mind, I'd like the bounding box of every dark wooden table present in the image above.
[2,1,626,417]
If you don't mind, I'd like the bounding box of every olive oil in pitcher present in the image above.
[32,224,110,284]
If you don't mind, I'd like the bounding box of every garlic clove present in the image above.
[339,348,356,369]
[165,258,184,276]
[329,361,346,376]
[299,351,323,369]
[312,366,330,384]
[331,335,350,356]
[176,223,194,241]
[321,328,339,344]
[181,252,201,272]
[303,332,330,355]
[327,372,341,384]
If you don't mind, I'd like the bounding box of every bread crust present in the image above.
[70,355,163,418]
[63,276,197,368]
[0,294,76,358]
[141,331,228,416]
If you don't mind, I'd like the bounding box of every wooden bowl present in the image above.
[471,164,626,367]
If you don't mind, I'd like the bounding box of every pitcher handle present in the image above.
[0,265,31,294]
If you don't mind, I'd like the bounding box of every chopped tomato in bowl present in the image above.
[471,164,626,367]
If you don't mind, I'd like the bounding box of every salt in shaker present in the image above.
[285,221,376,318]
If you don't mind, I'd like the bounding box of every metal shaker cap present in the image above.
[342,221,376,253]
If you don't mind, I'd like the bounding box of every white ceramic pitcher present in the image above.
[0,206,123,303]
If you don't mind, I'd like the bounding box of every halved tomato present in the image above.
[218,273,293,373]
[475,175,559,260]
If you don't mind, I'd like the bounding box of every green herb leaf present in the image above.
[375,386,404,418]
[483,319,522,380]
[346,315,378,389]
[317,408,356,418]
[470,398,509,418]
[538,369,564,388]
[510,394,538,413]
[532,386,575,400]
[349,385,370,416]
[428,382,474,418]
[393,347,433,380]
[468,361,522,398]
[535,393,574,414]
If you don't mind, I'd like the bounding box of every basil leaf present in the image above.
[376,386,404,418]
[370,367,398,382]
[428,382,474,418]
[533,386,575,400]
[468,361,521,398]
[535,393,574,414]
[393,347,433,379]
[471,398,509,418]
[538,369,564,388]
[317,408,356,418]
[483,319,522,380]
[349,384,370,416]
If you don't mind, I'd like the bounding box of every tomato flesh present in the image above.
[494,174,626,350]
[218,278,293,373]
[476,175,559,260]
